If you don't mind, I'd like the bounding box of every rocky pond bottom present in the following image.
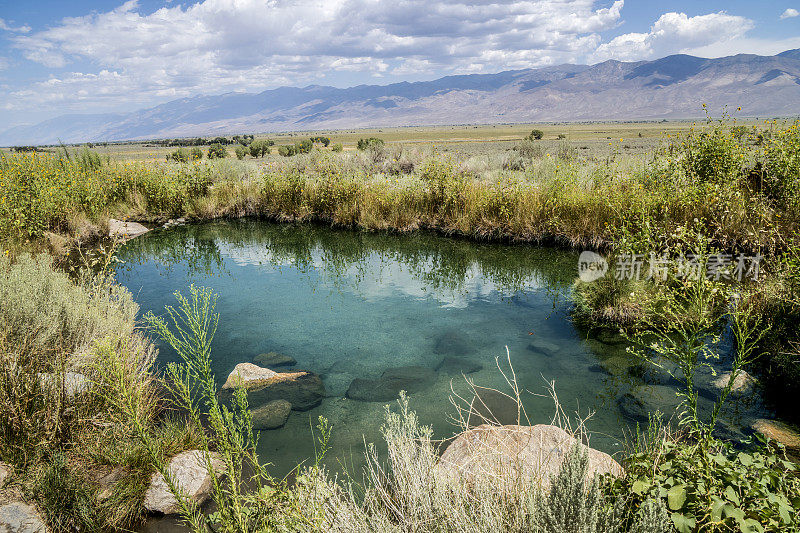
[115,219,772,478]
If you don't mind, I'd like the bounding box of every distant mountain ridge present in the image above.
[3,50,800,145]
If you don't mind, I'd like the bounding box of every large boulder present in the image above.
[438,424,623,490]
[251,400,291,430]
[221,363,325,411]
[108,219,149,240]
[346,366,435,402]
[143,450,225,515]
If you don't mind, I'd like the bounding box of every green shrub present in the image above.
[331,143,343,153]
[278,145,296,157]
[356,137,384,150]
[167,148,189,163]
[761,122,800,208]
[234,145,248,160]
[680,118,745,184]
[190,147,203,161]
[207,143,228,159]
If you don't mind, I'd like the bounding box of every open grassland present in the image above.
[2,118,800,531]
[8,120,714,162]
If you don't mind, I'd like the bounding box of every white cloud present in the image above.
[780,8,799,19]
[5,0,625,114]
[0,18,31,33]
[592,11,754,62]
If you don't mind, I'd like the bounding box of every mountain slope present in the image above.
[3,51,800,145]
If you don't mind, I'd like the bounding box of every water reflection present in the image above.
[115,219,768,477]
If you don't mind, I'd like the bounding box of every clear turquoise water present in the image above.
[115,219,768,476]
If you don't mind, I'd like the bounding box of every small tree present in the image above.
[527,129,544,141]
[249,140,271,158]
[190,147,203,161]
[234,146,248,160]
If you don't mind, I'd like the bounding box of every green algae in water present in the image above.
[115,219,769,476]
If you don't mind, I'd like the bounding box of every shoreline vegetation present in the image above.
[1,117,800,531]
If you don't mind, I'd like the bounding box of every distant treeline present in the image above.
[149,137,235,147]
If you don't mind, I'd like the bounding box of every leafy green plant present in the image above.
[606,433,800,533]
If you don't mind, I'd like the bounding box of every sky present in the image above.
[1,0,799,127]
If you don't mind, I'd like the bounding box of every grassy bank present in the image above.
[3,122,798,253]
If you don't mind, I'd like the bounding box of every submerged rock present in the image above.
[588,364,611,375]
[108,219,149,240]
[251,399,291,430]
[436,356,483,375]
[711,371,756,395]
[465,388,524,427]
[253,352,296,368]
[346,366,436,402]
[143,450,225,515]
[438,424,623,490]
[221,363,325,411]
[526,337,561,356]
[0,500,48,533]
[594,329,625,346]
[616,393,648,424]
[433,331,474,356]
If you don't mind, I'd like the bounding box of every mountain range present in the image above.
[3,49,800,145]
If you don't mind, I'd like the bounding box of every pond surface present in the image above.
[116,219,768,477]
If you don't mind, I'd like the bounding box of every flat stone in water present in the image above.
[108,219,149,240]
[251,399,291,430]
[253,352,296,368]
[526,337,561,356]
[436,356,483,375]
[433,330,474,356]
[617,393,648,424]
[588,364,611,375]
[466,388,523,427]
[346,366,436,402]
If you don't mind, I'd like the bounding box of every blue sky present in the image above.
[1,0,799,127]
